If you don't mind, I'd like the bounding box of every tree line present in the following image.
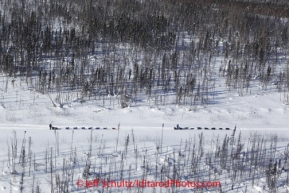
[1,0,289,107]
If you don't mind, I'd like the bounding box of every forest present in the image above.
[1,0,289,108]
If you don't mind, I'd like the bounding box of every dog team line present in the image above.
[76,179,221,188]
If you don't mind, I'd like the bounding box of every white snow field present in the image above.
[0,127,289,193]
[0,73,289,129]
[0,76,289,193]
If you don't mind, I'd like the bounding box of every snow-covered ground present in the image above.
[0,127,289,192]
[0,74,289,192]
[0,0,288,192]
[0,40,288,193]
[0,73,288,130]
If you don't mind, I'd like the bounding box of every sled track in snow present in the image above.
[0,124,288,131]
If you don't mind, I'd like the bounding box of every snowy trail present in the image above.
[0,123,288,131]
[0,124,48,130]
